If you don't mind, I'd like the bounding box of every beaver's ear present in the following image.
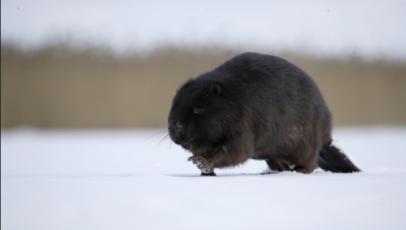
[210,83,222,95]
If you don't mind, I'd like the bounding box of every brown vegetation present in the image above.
[1,44,405,128]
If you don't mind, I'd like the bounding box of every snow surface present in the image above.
[1,127,406,230]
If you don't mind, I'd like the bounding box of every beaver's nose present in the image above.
[169,121,185,141]
[173,121,184,137]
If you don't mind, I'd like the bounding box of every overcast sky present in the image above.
[2,0,406,59]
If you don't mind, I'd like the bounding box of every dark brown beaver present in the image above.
[168,52,360,176]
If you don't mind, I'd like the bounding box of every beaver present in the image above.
[168,52,360,176]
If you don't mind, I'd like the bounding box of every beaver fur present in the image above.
[168,52,360,176]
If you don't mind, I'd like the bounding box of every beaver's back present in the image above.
[211,52,332,154]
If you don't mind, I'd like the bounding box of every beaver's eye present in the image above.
[193,107,204,114]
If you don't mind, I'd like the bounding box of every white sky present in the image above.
[2,0,406,58]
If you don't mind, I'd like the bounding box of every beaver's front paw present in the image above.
[201,171,216,176]
[188,155,215,176]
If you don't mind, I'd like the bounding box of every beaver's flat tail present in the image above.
[318,144,361,173]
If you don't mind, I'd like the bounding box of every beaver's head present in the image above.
[168,77,238,154]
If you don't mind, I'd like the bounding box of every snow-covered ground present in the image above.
[1,127,406,230]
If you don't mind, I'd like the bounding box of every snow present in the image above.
[1,127,406,230]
